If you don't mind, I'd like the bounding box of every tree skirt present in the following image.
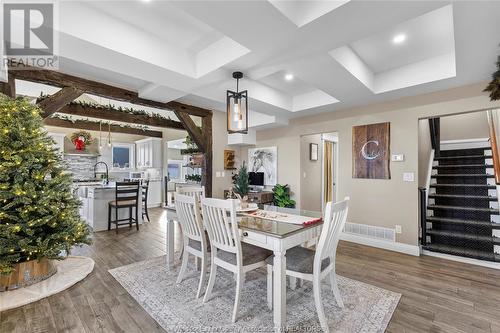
[0,256,94,311]
[109,256,400,332]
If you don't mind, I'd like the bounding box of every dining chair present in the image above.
[201,198,272,323]
[266,197,349,333]
[176,186,205,261]
[141,179,150,222]
[175,193,209,298]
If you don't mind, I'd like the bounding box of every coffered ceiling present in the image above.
[5,0,500,130]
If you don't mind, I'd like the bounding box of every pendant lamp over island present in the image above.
[227,71,248,134]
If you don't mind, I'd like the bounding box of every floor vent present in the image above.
[344,222,396,242]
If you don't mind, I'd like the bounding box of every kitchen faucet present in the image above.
[93,161,109,184]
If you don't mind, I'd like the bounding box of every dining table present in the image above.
[164,203,323,331]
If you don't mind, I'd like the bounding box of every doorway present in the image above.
[300,132,338,212]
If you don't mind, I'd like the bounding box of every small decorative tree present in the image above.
[0,94,91,280]
[484,54,500,101]
[233,162,249,200]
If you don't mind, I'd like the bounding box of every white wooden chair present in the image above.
[175,193,209,298]
[176,186,205,261]
[201,198,272,323]
[266,197,349,333]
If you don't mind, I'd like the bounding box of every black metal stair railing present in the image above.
[419,187,427,246]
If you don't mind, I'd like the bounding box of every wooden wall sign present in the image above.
[352,122,390,179]
[224,150,236,170]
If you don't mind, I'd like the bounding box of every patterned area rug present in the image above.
[109,256,400,333]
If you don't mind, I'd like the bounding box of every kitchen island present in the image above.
[77,183,143,232]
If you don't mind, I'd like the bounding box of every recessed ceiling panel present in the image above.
[268,0,351,27]
[350,5,455,74]
[260,70,316,96]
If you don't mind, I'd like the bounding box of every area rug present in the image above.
[110,256,400,332]
[0,256,94,311]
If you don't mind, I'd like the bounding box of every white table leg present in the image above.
[273,250,286,331]
[166,218,175,269]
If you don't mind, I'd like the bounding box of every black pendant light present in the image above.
[227,71,248,134]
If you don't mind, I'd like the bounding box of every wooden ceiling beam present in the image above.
[0,76,16,98]
[174,111,206,152]
[9,67,212,118]
[38,87,83,118]
[44,118,163,138]
[54,103,185,130]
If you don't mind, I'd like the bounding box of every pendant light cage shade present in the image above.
[227,71,248,134]
[227,90,248,134]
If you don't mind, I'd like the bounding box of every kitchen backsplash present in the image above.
[64,155,98,180]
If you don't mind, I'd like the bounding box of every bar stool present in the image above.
[108,181,140,234]
[142,179,150,222]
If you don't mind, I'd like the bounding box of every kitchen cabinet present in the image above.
[147,180,162,207]
[136,138,162,169]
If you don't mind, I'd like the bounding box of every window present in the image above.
[167,160,183,181]
[112,143,134,170]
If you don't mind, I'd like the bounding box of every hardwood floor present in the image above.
[2,207,500,332]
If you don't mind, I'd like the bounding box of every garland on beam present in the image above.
[36,94,175,122]
[50,114,152,132]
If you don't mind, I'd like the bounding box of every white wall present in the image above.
[440,111,489,141]
[242,82,500,246]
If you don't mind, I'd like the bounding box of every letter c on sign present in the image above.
[361,140,380,160]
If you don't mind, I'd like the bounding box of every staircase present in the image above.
[423,147,500,262]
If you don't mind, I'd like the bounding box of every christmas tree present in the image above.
[484,54,500,101]
[233,162,249,197]
[0,94,91,274]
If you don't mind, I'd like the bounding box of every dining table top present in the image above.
[166,203,323,239]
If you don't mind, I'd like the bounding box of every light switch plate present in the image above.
[221,171,225,177]
[395,225,402,234]
[216,171,221,178]
[403,172,414,182]
[392,154,405,162]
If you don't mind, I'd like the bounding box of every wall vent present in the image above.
[343,222,396,242]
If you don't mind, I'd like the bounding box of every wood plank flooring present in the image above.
[2,208,500,332]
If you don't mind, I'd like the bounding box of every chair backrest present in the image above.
[115,181,140,204]
[201,198,241,258]
[314,197,349,271]
[142,179,150,201]
[175,193,205,244]
[177,185,205,199]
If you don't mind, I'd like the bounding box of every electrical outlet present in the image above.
[221,171,225,177]
[395,225,402,234]
[403,172,414,182]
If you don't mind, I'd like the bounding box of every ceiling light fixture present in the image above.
[392,34,406,44]
[226,71,248,134]
[285,73,294,81]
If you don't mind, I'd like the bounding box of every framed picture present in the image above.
[352,122,390,179]
[310,143,318,161]
[248,146,277,186]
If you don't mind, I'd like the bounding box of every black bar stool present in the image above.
[142,179,150,222]
[108,181,140,233]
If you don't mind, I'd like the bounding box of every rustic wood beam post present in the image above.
[0,76,16,98]
[202,114,213,198]
[38,87,83,118]
[173,111,206,152]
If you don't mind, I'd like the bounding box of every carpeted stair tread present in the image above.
[423,244,500,262]
[428,194,497,200]
[430,184,496,189]
[426,216,500,228]
[427,229,500,244]
[433,164,493,168]
[427,204,499,214]
[435,155,491,160]
[431,174,494,178]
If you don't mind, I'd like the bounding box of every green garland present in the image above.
[52,114,152,132]
[37,94,175,122]
[70,130,94,145]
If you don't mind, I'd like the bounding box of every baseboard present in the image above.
[422,250,500,270]
[340,232,420,256]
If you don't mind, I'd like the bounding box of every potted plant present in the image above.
[0,95,91,291]
[233,163,249,208]
[484,53,500,101]
[272,184,296,208]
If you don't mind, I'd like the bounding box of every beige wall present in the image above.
[242,82,500,246]
[300,134,323,211]
[211,110,235,199]
[440,111,489,141]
